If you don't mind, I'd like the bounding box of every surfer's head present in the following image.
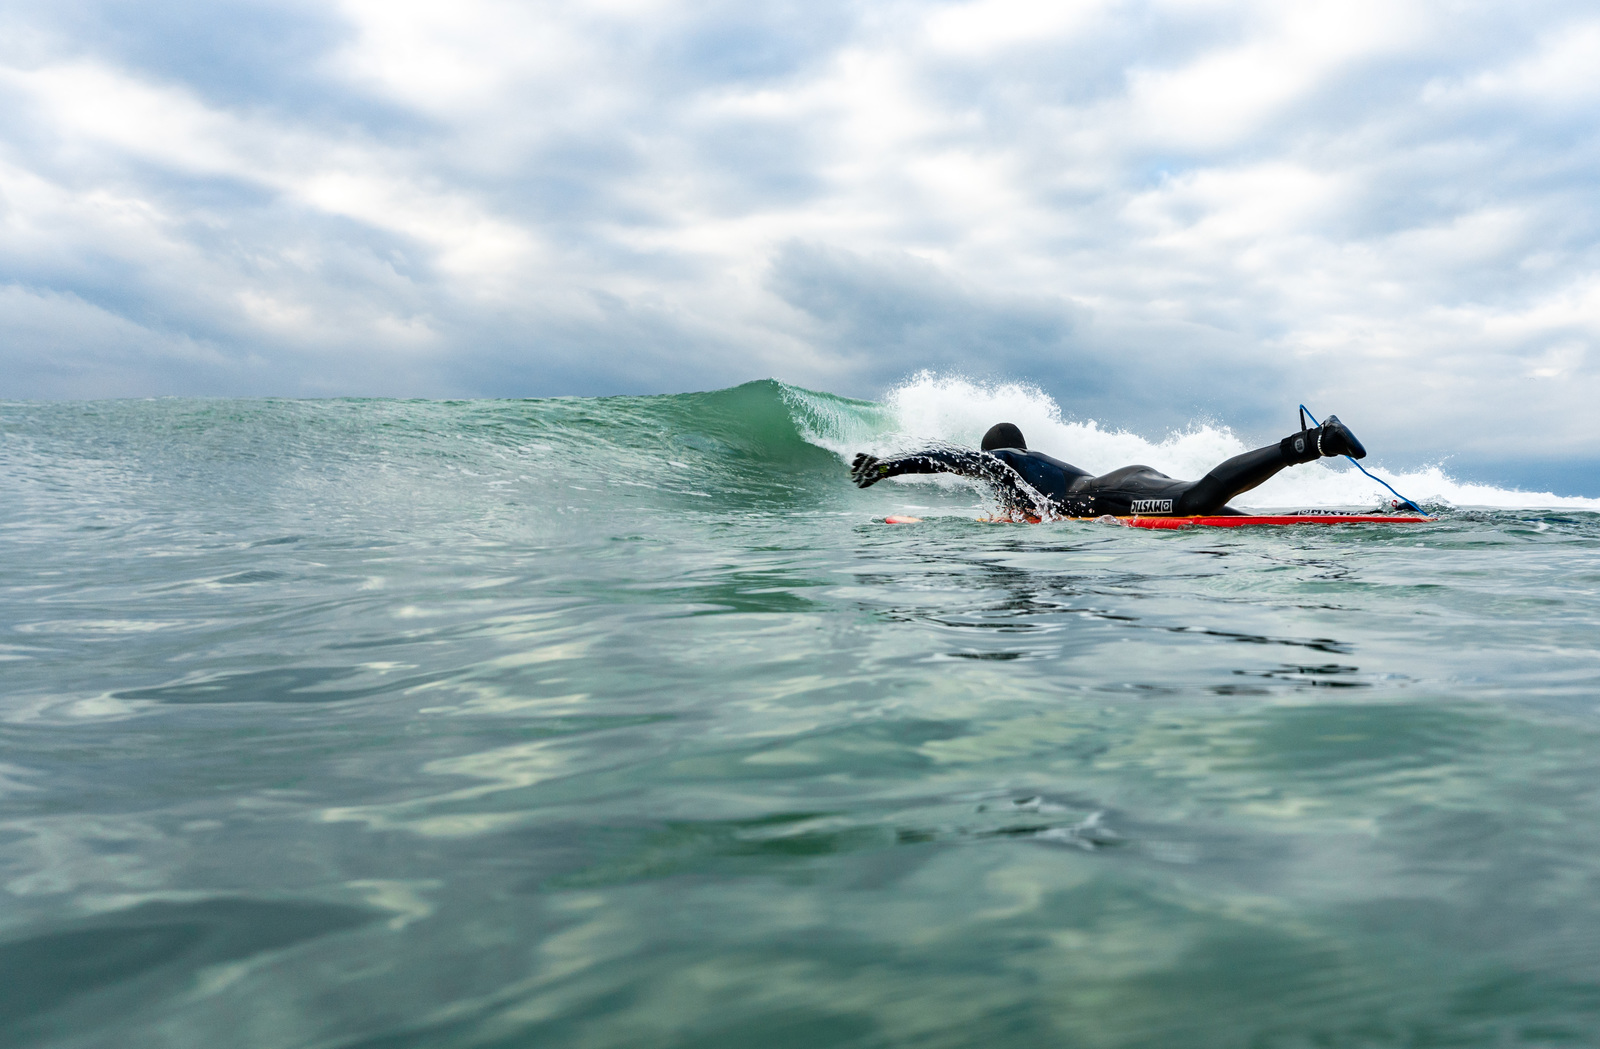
[981,423,1026,452]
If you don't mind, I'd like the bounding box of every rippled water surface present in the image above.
[3,388,1600,1048]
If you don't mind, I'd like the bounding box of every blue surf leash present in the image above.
[1299,405,1424,514]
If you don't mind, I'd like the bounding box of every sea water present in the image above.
[2,378,1599,1049]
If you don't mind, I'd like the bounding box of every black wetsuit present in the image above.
[850,418,1365,519]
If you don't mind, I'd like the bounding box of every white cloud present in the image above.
[4,61,542,284]
[1459,19,1600,104]
[328,0,597,117]
[1122,0,1422,149]
[922,0,1111,56]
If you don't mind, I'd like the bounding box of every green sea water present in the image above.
[3,382,1600,1048]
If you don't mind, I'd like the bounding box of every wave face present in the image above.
[787,372,1600,511]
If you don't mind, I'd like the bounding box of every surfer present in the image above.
[849,415,1367,518]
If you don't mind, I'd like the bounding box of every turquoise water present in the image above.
[4,382,1600,1048]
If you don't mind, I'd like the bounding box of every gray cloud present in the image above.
[767,241,1089,384]
[760,241,1269,438]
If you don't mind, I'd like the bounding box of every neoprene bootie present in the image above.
[1280,416,1367,463]
[1316,416,1366,459]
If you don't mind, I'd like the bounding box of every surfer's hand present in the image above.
[851,453,891,488]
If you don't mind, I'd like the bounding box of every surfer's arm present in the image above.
[850,449,1041,513]
[850,449,995,487]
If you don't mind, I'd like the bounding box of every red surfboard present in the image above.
[1116,514,1431,529]
[882,514,1432,527]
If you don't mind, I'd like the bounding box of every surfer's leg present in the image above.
[1173,446,1286,514]
[1172,416,1367,515]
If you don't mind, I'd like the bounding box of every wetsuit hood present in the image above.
[981,423,1026,452]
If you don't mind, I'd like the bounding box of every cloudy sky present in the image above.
[2,0,1598,482]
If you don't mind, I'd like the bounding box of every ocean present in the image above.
[3,377,1600,1048]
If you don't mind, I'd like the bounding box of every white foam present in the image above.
[803,372,1600,511]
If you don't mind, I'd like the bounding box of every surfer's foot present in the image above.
[1279,416,1367,463]
[1316,416,1366,460]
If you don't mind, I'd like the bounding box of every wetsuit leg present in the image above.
[1172,444,1293,515]
[1172,417,1368,514]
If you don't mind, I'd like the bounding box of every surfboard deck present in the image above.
[882,514,1431,527]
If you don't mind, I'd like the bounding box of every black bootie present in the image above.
[1279,415,1368,463]
[1316,415,1366,459]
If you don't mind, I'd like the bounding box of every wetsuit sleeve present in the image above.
[850,449,1042,514]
